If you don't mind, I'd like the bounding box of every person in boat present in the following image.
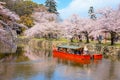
[58,47,64,52]
[63,48,67,52]
[67,48,74,54]
[83,46,89,55]
[73,48,83,55]
[58,47,67,53]
[79,47,84,55]
[58,47,60,51]
[76,48,81,55]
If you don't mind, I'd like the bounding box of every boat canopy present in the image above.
[57,45,81,50]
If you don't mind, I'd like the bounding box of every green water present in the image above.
[0,44,120,80]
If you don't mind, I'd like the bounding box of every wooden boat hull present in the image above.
[53,50,91,64]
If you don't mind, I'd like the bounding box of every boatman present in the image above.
[83,45,89,55]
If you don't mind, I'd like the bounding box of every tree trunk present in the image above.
[86,35,89,43]
[110,32,116,45]
[85,33,89,43]
[70,37,74,42]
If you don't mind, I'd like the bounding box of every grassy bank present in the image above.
[17,36,120,48]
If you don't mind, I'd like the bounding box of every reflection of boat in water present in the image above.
[53,45,102,64]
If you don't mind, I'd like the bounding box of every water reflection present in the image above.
[0,44,120,80]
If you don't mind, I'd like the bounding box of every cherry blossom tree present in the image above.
[0,2,19,46]
[32,12,58,23]
[0,2,20,21]
[62,14,79,39]
[97,7,120,45]
[79,19,97,43]
[0,1,26,51]
[25,9,62,39]
[63,14,98,43]
[25,22,63,39]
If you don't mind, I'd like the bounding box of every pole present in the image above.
[104,32,106,44]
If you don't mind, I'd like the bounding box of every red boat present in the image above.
[53,45,102,61]
[53,45,91,63]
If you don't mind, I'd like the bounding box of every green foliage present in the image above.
[0,0,15,9]
[18,15,34,28]
[13,1,38,16]
[45,0,58,14]
[0,0,38,16]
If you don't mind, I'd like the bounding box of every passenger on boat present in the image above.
[58,47,63,52]
[83,46,89,55]
[67,49,74,54]
[74,48,82,55]
[58,47,60,51]
[63,48,67,52]
[74,50,78,54]
[79,48,84,55]
[53,45,57,50]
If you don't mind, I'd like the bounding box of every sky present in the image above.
[32,0,120,19]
